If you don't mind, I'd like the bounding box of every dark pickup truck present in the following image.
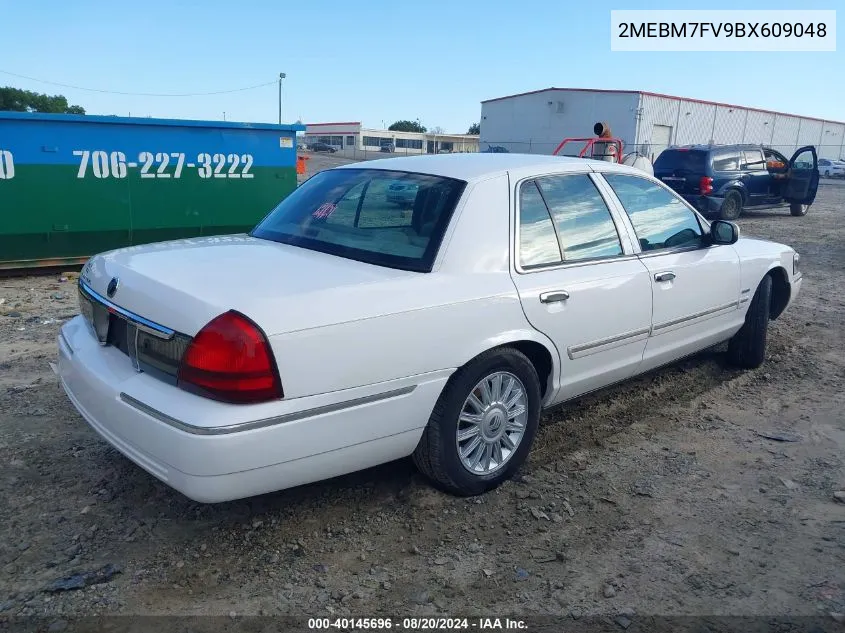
[653,144,819,219]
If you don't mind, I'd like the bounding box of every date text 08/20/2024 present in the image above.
[307,617,528,630]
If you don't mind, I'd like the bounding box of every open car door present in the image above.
[785,145,820,205]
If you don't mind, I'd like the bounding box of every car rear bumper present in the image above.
[57,316,448,502]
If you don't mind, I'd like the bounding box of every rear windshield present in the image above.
[251,169,466,272]
[654,150,708,173]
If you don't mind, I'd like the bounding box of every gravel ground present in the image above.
[0,183,843,626]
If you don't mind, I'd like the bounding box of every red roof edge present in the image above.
[304,121,361,127]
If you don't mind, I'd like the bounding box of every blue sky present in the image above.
[0,0,840,132]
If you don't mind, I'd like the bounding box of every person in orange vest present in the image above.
[296,155,309,176]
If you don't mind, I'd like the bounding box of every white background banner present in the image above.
[611,10,836,52]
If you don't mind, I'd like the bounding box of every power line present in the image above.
[0,70,276,97]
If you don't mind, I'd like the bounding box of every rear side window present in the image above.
[653,150,708,173]
[535,175,623,262]
[604,174,703,252]
[518,181,562,268]
[742,150,766,171]
[517,174,623,268]
[712,152,740,171]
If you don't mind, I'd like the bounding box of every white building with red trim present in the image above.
[303,122,479,155]
[479,87,845,161]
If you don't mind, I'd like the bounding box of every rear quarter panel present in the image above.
[270,283,556,398]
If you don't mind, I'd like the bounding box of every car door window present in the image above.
[518,180,562,268]
[764,149,788,171]
[603,174,704,252]
[742,150,766,171]
[791,147,816,170]
[534,174,623,262]
[712,152,740,171]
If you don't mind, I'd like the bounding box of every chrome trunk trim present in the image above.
[79,281,175,340]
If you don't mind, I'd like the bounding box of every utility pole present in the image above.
[278,72,286,125]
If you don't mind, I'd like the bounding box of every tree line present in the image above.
[389,120,480,135]
[0,87,86,114]
[0,88,486,135]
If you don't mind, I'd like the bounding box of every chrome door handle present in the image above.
[654,272,676,282]
[540,290,570,303]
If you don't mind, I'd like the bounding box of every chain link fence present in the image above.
[300,135,479,162]
[306,146,479,161]
[297,139,845,184]
[477,140,845,161]
[476,140,683,163]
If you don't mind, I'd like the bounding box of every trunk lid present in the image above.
[80,234,416,337]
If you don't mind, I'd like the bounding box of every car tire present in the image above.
[719,190,743,220]
[727,274,772,370]
[790,202,808,216]
[412,347,541,496]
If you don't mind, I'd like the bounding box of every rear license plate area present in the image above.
[108,315,142,370]
[106,315,131,355]
[77,286,182,380]
[79,290,111,344]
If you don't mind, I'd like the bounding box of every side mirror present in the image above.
[710,220,740,245]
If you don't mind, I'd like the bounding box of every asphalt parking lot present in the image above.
[297,150,380,183]
[0,183,843,622]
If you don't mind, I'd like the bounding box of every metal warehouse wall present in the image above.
[0,112,303,269]
[479,90,640,155]
[637,94,845,160]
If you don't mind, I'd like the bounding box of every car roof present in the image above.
[333,152,617,182]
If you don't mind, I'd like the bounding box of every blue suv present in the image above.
[653,144,819,219]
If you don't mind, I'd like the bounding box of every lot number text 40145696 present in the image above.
[72,150,255,180]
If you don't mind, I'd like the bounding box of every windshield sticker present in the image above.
[312,203,337,219]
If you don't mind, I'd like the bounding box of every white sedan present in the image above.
[57,154,802,503]
[818,158,845,178]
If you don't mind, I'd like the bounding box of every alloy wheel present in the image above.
[456,371,528,474]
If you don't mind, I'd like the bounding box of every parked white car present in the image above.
[818,158,845,178]
[57,154,802,503]
[385,180,420,207]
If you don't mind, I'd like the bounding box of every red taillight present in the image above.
[177,311,282,404]
[699,176,713,195]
